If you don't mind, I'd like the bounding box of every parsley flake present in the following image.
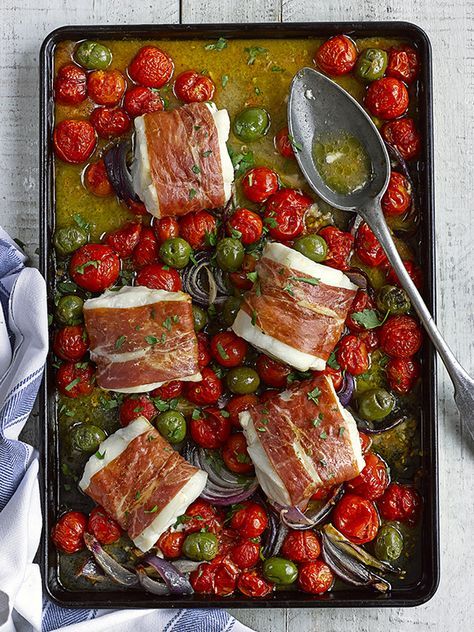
[351,309,389,330]
[204,37,228,51]
[115,335,126,349]
[245,46,268,65]
[216,342,230,360]
[288,276,320,286]
[307,386,322,405]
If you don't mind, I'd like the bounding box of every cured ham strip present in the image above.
[232,242,357,371]
[132,102,233,218]
[239,374,364,509]
[83,286,201,393]
[79,417,207,552]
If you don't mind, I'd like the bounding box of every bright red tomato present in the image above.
[174,70,215,103]
[315,35,357,76]
[264,188,312,241]
[54,119,97,164]
[387,45,420,85]
[87,69,126,105]
[196,332,211,369]
[345,289,375,333]
[124,85,164,117]
[87,506,122,544]
[237,570,274,597]
[346,452,390,500]
[53,325,88,362]
[298,560,334,595]
[190,408,230,449]
[213,558,240,597]
[319,365,344,391]
[281,530,321,563]
[56,362,95,398]
[311,486,334,501]
[226,394,259,428]
[333,493,380,544]
[355,222,388,267]
[132,227,158,268]
[377,482,421,526]
[84,159,113,197]
[70,244,120,291]
[222,433,254,475]
[230,501,268,538]
[90,106,131,138]
[135,262,182,291]
[230,539,260,569]
[379,315,422,358]
[179,210,217,250]
[359,329,380,352]
[335,335,369,375]
[359,432,372,454]
[157,530,185,558]
[382,171,412,217]
[381,117,421,161]
[186,368,223,405]
[386,357,421,394]
[190,562,216,594]
[274,126,295,158]
[256,354,291,388]
[241,166,279,203]
[128,46,174,88]
[152,216,180,244]
[104,222,142,258]
[228,253,257,291]
[227,208,263,245]
[51,511,87,554]
[183,499,223,535]
[119,395,156,427]
[55,64,87,105]
[210,331,248,368]
[318,225,354,271]
[151,380,183,400]
[365,77,409,120]
[384,259,423,289]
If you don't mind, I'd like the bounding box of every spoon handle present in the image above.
[362,201,474,441]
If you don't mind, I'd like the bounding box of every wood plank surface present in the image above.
[1,1,473,631]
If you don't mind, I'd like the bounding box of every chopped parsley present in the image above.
[307,386,322,405]
[162,316,172,331]
[256,426,267,433]
[339,426,345,437]
[283,284,295,297]
[288,275,320,286]
[320,430,328,440]
[227,145,254,176]
[222,74,229,88]
[254,86,262,95]
[320,458,327,467]
[251,309,258,326]
[145,335,158,345]
[135,491,141,500]
[189,188,197,200]
[202,149,213,157]
[312,412,324,427]
[204,37,228,51]
[64,377,80,392]
[192,408,202,420]
[216,342,230,360]
[95,450,106,460]
[288,134,303,152]
[327,351,340,370]
[75,260,100,275]
[247,271,258,283]
[271,65,285,72]
[144,505,158,514]
[192,164,201,174]
[73,213,90,231]
[244,46,268,65]
[263,216,278,229]
[115,335,126,349]
[351,308,389,330]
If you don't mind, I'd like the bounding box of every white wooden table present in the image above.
[2,1,473,630]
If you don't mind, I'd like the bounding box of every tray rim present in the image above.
[39,20,439,610]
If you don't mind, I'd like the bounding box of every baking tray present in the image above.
[39,21,439,609]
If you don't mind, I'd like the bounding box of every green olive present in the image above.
[71,424,106,453]
[375,524,404,561]
[159,237,192,269]
[226,367,260,394]
[262,556,298,585]
[54,226,88,257]
[182,532,219,561]
[233,107,270,142]
[216,238,245,272]
[293,234,328,263]
[222,296,242,327]
[155,410,186,444]
[192,305,208,332]
[74,40,112,70]
[355,48,388,82]
[56,295,84,325]
[376,285,411,315]
[358,388,395,422]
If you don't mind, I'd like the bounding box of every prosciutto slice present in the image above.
[132,102,233,218]
[79,417,207,552]
[239,374,364,509]
[232,242,358,371]
[83,286,201,393]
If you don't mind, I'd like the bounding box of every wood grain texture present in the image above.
[2,1,473,631]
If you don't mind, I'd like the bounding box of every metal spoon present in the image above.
[288,67,474,440]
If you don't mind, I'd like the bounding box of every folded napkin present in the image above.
[0,227,252,632]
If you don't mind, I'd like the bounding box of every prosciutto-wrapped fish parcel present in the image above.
[83,286,201,393]
[232,242,358,371]
[239,374,364,510]
[132,101,234,218]
[79,417,207,552]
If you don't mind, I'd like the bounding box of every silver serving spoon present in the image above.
[288,67,474,440]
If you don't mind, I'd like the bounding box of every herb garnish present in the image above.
[351,309,389,330]
[204,37,228,51]
[288,276,320,286]
[216,342,229,360]
[95,450,106,460]
[64,377,80,392]
[244,46,268,65]
[307,386,322,405]
[222,74,229,88]
[115,335,126,349]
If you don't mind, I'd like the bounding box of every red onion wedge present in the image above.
[141,554,194,595]
[336,372,354,407]
[261,509,289,558]
[103,140,141,204]
[181,251,230,307]
[269,485,343,530]
[83,533,138,587]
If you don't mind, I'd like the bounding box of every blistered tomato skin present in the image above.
[315,35,357,76]
[151,380,183,400]
[183,499,223,535]
[51,511,87,554]
[281,530,321,563]
[382,171,412,216]
[104,222,142,258]
[227,209,263,245]
[190,562,216,593]
[264,188,311,241]
[174,70,216,103]
[53,325,88,362]
[186,369,223,406]
[132,227,158,268]
[256,354,291,388]
[298,560,334,594]
[355,222,388,267]
[380,315,422,358]
[87,506,122,544]
[179,210,216,250]
[333,493,380,544]
[196,332,211,369]
[124,85,164,117]
[135,262,182,292]
[190,407,231,448]
[56,362,95,398]
[55,64,87,105]
[346,452,390,500]
[238,570,274,597]
[241,166,279,203]
[386,357,421,394]
[70,244,120,292]
[119,395,156,427]
[226,393,259,428]
[346,290,375,333]
[128,46,174,88]
[230,539,260,569]
[54,120,97,164]
[210,331,248,368]
[153,217,180,244]
[381,117,421,161]
[274,127,295,158]
[318,225,354,271]
[377,482,421,526]
[336,335,369,375]
[90,106,131,138]
[230,501,268,538]
[84,159,114,197]
[87,69,126,106]
[387,45,420,85]
[385,259,423,289]
[158,530,185,558]
[222,432,254,475]
[365,77,409,120]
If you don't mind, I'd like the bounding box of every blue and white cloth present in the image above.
[0,227,252,632]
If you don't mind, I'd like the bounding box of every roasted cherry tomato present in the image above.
[70,243,120,292]
[128,46,174,88]
[135,262,182,291]
[153,216,179,244]
[90,106,131,139]
[241,166,279,203]
[222,432,254,474]
[387,45,420,85]
[55,64,87,105]
[158,530,185,558]
[213,558,240,596]
[381,171,412,217]
[359,432,372,454]
[237,570,274,597]
[336,334,369,376]
[346,452,390,500]
[174,70,216,103]
[384,259,423,289]
[210,331,248,368]
[310,486,333,501]
[346,290,375,333]
[151,380,183,400]
[264,188,311,241]
[51,511,87,554]
[227,208,263,245]
[355,222,388,267]
[179,210,216,250]
[365,77,409,120]
[315,35,357,76]
[359,329,380,352]
[190,562,216,594]
[87,506,122,544]
[320,365,343,391]
[84,159,113,197]
[318,225,354,271]
[87,69,126,105]
[56,362,95,398]
[190,407,229,449]
[229,253,257,291]
[226,394,259,428]
[119,394,156,427]
[381,117,421,161]
[379,315,422,358]
[104,222,141,259]
[281,530,321,563]
[54,119,97,164]
[386,357,421,394]
[256,354,291,388]
[183,499,223,535]
[124,85,164,117]
[186,368,224,406]
[377,483,421,526]
[230,539,260,569]
[196,332,211,369]
[274,126,295,158]
[230,501,268,538]
[53,325,88,362]
[333,493,380,544]
[298,560,334,595]
[132,227,158,268]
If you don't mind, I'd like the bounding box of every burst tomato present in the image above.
[346,290,375,333]
[213,558,240,596]
[387,45,420,85]
[190,406,230,448]
[281,530,321,563]
[90,106,131,138]
[87,506,122,544]
[210,331,248,368]
[135,262,182,291]
[377,482,421,526]
[55,64,87,105]
[274,126,295,158]
[355,222,388,267]
[359,432,372,454]
[346,452,390,500]
[226,394,259,428]
[298,560,334,595]
[128,46,174,88]
[382,171,412,217]
[311,486,334,501]
[241,166,279,203]
[190,562,216,593]
[186,367,224,405]
[222,433,254,475]
[230,539,260,569]
[359,329,380,352]
[56,362,95,398]
[87,69,126,105]
[227,208,263,245]
[320,365,343,391]
[228,253,257,291]
[132,227,158,268]
[318,225,354,271]
[183,499,223,535]
[386,357,421,394]
[51,511,87,554]
[381,117,421,161]
[152,216,180,244]
[230,501,268,538]
[151,380,183,400]
[70,243,120,291]
[315,35,357,76]
[384,259,423,289]
[379,315,422,358]
[158,530,185,558]
[365,77,409,120]
[335,335,369,375]
[196,332,211,369]
[84,159,113,197]
[256,354,291,388]
[332,493,380,544]
[104,222,142,258]
[179,210,217,250]
[264,188,311,241]
[124,85,164,117]
[174,70,215,103]
[54,119,97,164]
[237,570,274,597]
[53,325,88,362]
[119,395,156,427]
